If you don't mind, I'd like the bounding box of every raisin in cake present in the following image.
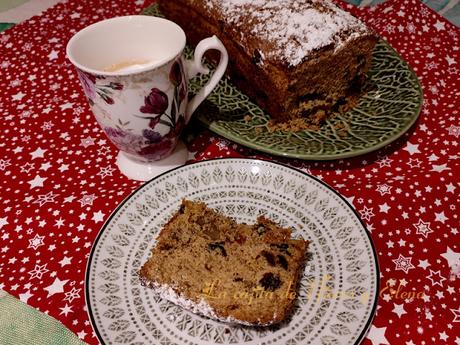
[159,0,378,128]
[139,199,309,326]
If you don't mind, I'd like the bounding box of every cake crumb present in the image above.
[255,126,264,134]
[244,115,252,122]
[335,122,349,137]
[265,92,364,133]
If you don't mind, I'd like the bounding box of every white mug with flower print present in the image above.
[66,15,228,181]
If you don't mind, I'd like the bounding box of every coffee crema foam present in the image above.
[103,59,152,73]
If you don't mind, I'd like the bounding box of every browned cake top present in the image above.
[191,0,372,67]
[140,199,309,325]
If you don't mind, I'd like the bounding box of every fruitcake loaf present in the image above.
[159,0,378,127]
[139,199,309,326]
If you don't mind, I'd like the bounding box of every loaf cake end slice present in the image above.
[159,0,378,128]
[139,199,309,326]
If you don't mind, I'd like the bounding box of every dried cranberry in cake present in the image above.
[139,199,309,326]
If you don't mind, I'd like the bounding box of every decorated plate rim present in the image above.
[85,158,380,344]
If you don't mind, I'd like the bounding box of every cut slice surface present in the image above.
[140,199,309,326]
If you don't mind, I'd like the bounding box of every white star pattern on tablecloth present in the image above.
[367,325,389,345]
[48,50,58,60]
[28,234,45,250]
[427,270,446,287]
[59,303,73,316]
[428,153,439,161]
[359,206,375,221]
[80,136,95,148]
[63,195,76,203]
[418,259,430,270]
[44,277,68,297]
[0,159,11,170]
[28,175,47,189]
[97,166,115,178]
[447,125,460,137]
[19,291,33,303]
[30,147,47,159]
[431,164,450,172]
[0,217,8,229]
[413,219,433,238]
[33,192,58,207]
[58,164,69,172]
[434,211,448,223]
[28,264,49,280]
[59,102,73,111]
[40,162,52,171]
[451,308,460,322]
[434,20,445,31]
[92,211,105,223]
[376,156,393,168]
[403,142,421,155]
[393,254,415,273]
[379,203,391,213]
[441,247,460,269]
[393,303,407,318]
[64,287,81,303]
[440,332,449,341]
[59,256,72,267]
[376,184,392,195]
[20,162,35,173]
[79,194,97,206]
[445,183,456,193]
[77,330,87,340]
[12,92,25,101]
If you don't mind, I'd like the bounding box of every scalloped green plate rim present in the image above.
[195,41,423,160]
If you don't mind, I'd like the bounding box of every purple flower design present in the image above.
[140,88,169,114]
[179,82,187,103]
[77,70,96,101]
[169,60,183,87]
[139,129,175,160]
[76,69,123,105]
[128,60,188,160]
[104,127,145,155]
[170,60,187,103]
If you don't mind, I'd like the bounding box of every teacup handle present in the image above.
[185,35,228,122]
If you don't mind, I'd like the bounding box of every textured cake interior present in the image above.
[139,199,309,325]
[159,0,378,129]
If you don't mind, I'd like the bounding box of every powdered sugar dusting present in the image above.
[204,0,371,67]
[140,277,217,317]
[140,276,276,326]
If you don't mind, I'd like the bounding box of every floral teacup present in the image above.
[67,16,228,181]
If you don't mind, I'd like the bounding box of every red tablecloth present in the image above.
[0,0,459,344]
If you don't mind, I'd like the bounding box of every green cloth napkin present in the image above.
[0,23,14,31]
[0,290,86,345]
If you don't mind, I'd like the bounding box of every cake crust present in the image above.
[159,0,378,125]
[139,200,309,326]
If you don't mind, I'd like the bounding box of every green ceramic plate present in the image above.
[144,5,423,160]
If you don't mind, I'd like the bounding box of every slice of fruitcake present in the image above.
[139,199,308,326]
